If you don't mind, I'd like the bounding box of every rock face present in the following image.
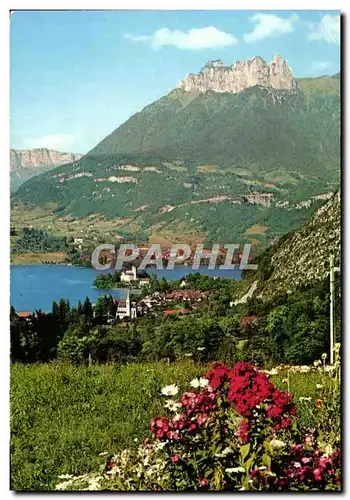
[177,55,297,94]
[10,148,82,171]
[248,192,340,300]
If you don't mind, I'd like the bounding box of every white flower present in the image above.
[293,462,301,468]
[299,366,310,373]
[215,447,234,458]
[325,365,334,372]
[226,466,245,473]
[190,378,200,388]
[258,466,267,471]
[299,397,312,402]
[321,353,328,360]
[164,399,182,411]
[238,487,246,491]
[221,447,233,456]
[268,368,278,375]
[324,445,333,456]
[316,384,323,389]
[184,353,193,357]
[314,360,321,367]
[161,384,179,396]
[197,347,206,351]
[56,480,73,490]
[98,452,108,457]
[155,441,167,450]
[190,377,209,388]
[57,474,73,480]
[270,439,286,450]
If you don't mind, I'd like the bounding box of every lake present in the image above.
[10,264,242,312]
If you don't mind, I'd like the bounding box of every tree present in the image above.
[77,300,83,316]
[83,297,93,320]
[52,301,59,317]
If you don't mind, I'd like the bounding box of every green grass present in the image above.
[11,361,325,491]
[272,370,324,429]
[10,361,207,491]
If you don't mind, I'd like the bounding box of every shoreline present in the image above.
[10,252,69,266]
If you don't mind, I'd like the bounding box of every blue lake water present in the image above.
[10,264,241,312]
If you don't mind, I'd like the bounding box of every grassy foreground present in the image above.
[11,361,325,491]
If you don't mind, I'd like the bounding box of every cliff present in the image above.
[235,191,340,302]
[10,148,82,171]
[176,55,298,94]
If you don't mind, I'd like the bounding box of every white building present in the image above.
[120,265,150,286]
[120,265,137,283]
[116,290,137,319]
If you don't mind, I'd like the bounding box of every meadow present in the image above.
[10,361,329,491]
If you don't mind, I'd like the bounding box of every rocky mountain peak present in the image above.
[176,55,297,94]
[10,148,83,171]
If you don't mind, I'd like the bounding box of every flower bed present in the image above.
[55,351,341,491]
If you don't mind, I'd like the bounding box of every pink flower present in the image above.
[313,468,323,482]
[197,414,208,426]
[199,478,208,487]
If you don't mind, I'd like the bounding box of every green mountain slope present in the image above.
[11,165,56,192]
[89,85,339,177]
[13,74,340,248]
[236,191,340,301]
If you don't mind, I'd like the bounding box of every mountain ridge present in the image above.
[176,54,297,94]
[10,148,83,171]
[10,148,83,192]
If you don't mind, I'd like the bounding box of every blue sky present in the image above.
[10,10,340,154]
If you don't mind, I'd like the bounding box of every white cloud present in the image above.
[124,26,238,50]
[24,133,76,151]
[244,13,298,43]
[308,14,340,44]
[124,34,151,43]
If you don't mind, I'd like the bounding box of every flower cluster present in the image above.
[274,444,341,490]
[151,381,217,440]
[204,362,296,442]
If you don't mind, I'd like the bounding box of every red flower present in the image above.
[199,478,208,487]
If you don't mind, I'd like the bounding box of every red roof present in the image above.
[163,308,190,316]
[241,315,257,327]
[17,312,33,318]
